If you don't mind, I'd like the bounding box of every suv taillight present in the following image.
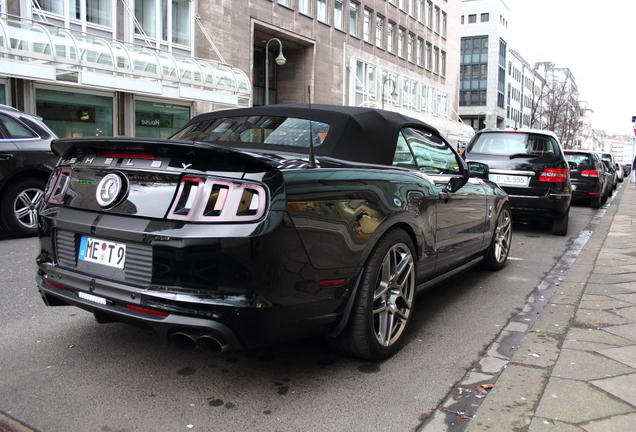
[538,168,569,183]
[167,176,267,222]
[580,169,601,178]
[44,168,72,204]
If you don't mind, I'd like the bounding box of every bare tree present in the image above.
[537,63,581,149]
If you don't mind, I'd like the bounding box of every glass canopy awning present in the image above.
[0,15,251,107]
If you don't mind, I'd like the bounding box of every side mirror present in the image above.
[467,161,490,180]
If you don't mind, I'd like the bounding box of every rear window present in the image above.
[564,152,593,170]
[171,115,330,148]
[467,132,559,157]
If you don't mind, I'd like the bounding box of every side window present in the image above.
[392,131,417,168]
[401,127,461,174]
[0,113,37,139]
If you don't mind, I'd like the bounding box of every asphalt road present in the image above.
[0,196,614,432]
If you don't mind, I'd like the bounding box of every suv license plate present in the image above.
[490,174,529,186]
[78,236,126,269]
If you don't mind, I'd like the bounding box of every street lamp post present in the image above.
[382,77,397,110]
[264,38,286,106]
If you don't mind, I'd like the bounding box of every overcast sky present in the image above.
[506,0,635,136]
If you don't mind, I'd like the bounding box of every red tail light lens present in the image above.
[538,168,569,183]
[126,305,169,317]
[168,176,267,222]
[580,169,601,178]
[44,168,72,203]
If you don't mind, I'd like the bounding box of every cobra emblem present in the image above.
[96,173,124,208]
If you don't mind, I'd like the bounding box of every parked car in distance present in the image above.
[599,152,618,189]
[599,160,614,204]
[563,150,608,208]
[0,104,58,237]
[463,128,571,236]
[35,104,512,361]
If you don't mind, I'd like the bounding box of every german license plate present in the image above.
[78,236,126,269]
[490,174,529,186]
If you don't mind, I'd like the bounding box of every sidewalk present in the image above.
[463,178,636,431]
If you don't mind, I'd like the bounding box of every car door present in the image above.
[400,128,488,277]
[0,113,21,189]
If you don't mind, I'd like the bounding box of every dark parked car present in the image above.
[564,150,609,208]
[599,152,619,188]
[0,105,58,237]
[36,105,511,361]
[463,129,571,236]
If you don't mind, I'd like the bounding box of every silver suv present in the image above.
[0,105,58,236]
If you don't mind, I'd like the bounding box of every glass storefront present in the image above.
[135,100,191,138]
[0,84,5,105]
[35,89,113,138]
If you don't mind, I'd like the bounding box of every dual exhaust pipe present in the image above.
[170,330,230,354]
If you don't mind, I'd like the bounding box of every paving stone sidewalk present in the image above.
[464,179,636,431]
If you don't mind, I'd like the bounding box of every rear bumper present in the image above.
[570,180,603,200]
[508,190,571,219]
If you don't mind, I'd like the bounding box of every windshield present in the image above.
[467,132,558,157]
[171,115,330,148]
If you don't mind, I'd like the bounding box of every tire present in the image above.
[329,228,416,361]
[482,204,512,270]
[0,178,46,237]
[551,207,569,236]
[591,193,602,208]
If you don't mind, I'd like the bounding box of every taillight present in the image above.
[126,305,169,317]
[580,169,601,178]
[44,168,72,203]
[167,176,267,222]
[538,168,569,183]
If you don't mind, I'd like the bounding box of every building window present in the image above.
[468,14,476,24]
[317,0,328,23]
[36,88,113,138]
[416,37,423,66]
[461,15,464,24]
[425,42,432,70]
[376,15,384,48]
[399,0,405,12]
[426,1,433,27]
[387,22,395,53]
[334,0,344,30]
[434,6,440,33]
[421,85,432,113]
[350,2,359,37]
[402,78,418,110]
[355,59,376,106]
[433,46,439,74]
[441,12,447,37]
[135,100,190,139]
[417,0,423,22]
[436,92,448,117]
[459,35,488,106]
[37,0,112,27]
[397,27,404,58]
[135,0,191,46]
[481,13,489,22]
[299,0,311,16]
[407,33,414,62]
[440,51,446,77]
[278,0,292,7]
[363,8,372,43]
[381,70,399,108]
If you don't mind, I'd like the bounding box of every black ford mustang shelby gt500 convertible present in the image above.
[36,104,511,360]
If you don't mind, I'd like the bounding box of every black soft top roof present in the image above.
[181,104,440,166]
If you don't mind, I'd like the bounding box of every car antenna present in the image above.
[307,85,317,168]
